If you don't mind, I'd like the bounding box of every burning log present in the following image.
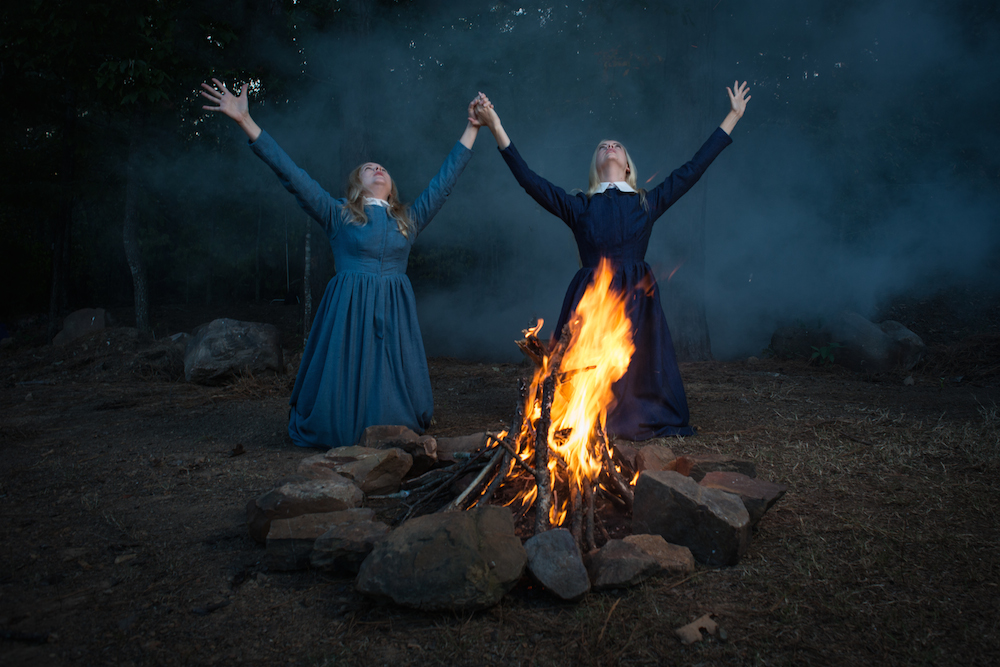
[430,259,640,553]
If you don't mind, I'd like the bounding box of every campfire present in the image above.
[423,258,641,551]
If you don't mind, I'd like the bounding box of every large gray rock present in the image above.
[53,308,108,346]
[585,539,662,591]
[699,472,787,527]
[299,446,413,496]
[633,470,751,566]
[524,529,590,602]
[356,506,526,611]
[246,476,364,544]
[265,509,375,571]
[311,519,391,574]
[184,318,283,384]
[829,312,925,373]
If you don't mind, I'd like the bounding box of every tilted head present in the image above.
[343,162,415,238]
[349,162,394,202]
[588,140,639,194]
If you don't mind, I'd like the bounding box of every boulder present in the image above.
[633,470,751,566]
[698,472,787,527]
[311,518,391,574]
[53,308,108,346]
[668,454,757,482]
[585,539,662,591]
[246,475,364,543]
[265,509,375,571]
[184,318,283,385]
[299,446,412,496]
[829,312,925,373]
[356,506,525,611]
[623,534,695,575]
[524,529,590,602]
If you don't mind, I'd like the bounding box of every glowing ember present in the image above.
[500,258,636,531]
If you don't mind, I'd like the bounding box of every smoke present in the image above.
[188,0,1000,360]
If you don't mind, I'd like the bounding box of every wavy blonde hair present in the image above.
[586,140,647,210]
[342,164,416,240]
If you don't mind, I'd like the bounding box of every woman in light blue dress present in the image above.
[201,79,485,448]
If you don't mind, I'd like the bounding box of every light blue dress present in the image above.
[250,131,472,448]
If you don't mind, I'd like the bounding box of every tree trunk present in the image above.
[123,111,150,333]
[303,222,312,346]
[255,200,262,303]
[48,88,77,342]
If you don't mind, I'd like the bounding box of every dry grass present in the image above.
[1,351,998,666]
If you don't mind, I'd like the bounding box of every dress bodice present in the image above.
[250,130,472,276]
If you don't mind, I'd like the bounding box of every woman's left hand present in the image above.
[727,80,751,118]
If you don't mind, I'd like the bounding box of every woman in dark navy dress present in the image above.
[474,82,750,439]
[202,79,487,448]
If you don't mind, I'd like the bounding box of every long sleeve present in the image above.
[410,141,474,234]
[249,130,343,236]
[499,142,586,226]
[646,128,732,217]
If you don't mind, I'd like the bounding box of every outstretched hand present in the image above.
[727,80,751,119]
[200,78,249,123]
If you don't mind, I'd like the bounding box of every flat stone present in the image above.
[53,308,108,346]
[356,506,525,611]
[305,446,413,496]
[699,472,787,526]
[635,444,677,473]
[585,539,662,591]
[633,470,751,566]
[311,520,391,574]
[668,454,757,482]
[623,534,695,575]
[356,425,437,476]
[246,475,364,544]
[265,509,375,571]
[524,529,590,602]
[184,318,283,385]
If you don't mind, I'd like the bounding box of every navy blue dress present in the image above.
[500,128,732,439]
[251,131,473,448]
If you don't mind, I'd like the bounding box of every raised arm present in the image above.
[719,80,751,136]
[408,95,482,230]
[474,96,583,225]
[202,77,339,230]
[200,78,261,141]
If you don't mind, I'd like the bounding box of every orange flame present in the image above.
[511,258,635,524]
[667,259,686,282]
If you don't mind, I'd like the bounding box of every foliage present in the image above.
[810,342,842,365]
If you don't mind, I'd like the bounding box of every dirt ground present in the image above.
[1,302,999,666]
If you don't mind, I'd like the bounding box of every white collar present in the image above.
[594,181,636,194]
[364,197,390,208]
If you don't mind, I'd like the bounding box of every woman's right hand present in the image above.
[200,78,261,141]
[200,79,249,122]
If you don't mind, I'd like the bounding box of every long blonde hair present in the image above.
[585,140,647,210]
[342,164,416,240]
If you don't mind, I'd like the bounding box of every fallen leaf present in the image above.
[675,613,719,645]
